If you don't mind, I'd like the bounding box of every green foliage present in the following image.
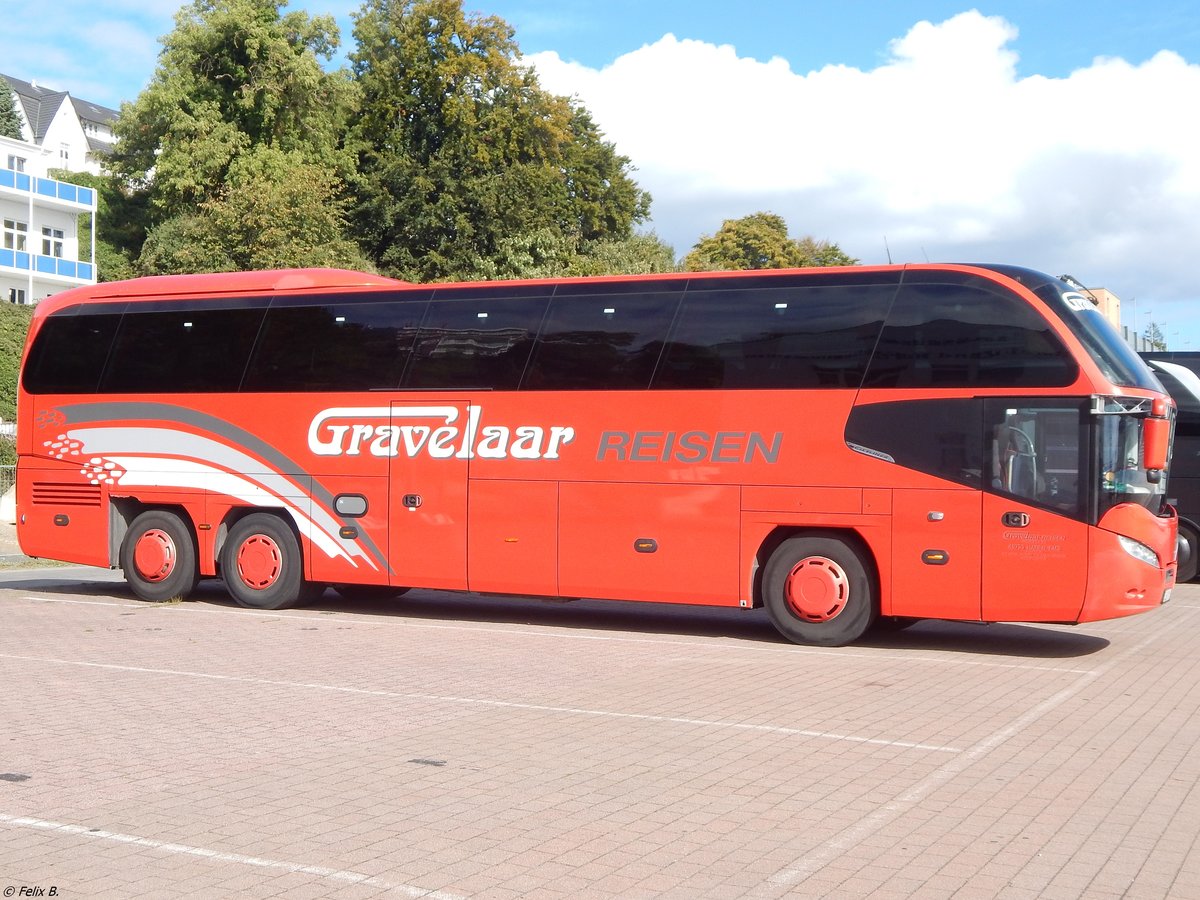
[476,230,677,280]
[0,302,33,465]
[566,233,679,277]
[0,85,22,140]
[48,169,139,281]
[0,302,31,422]
[1145,321,1167,351]
[683,212,858,271]
[139,147,373,274]
[349,0,651,281]
[107,0,358,268]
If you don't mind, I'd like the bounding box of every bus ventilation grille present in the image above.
[31,482,103,507]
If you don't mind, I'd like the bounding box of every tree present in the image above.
[683,212,857,271]
[0,303,33,466]
[106,0,359,270]
[566,233,678,277]
[48,169,139,282]
[479,230,677,280]
[0,84,22,140]
[1145,321,1167,351]
[348,0,651,281]
[138,147,373,274]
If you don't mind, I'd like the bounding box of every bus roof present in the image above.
[34,262,1066,320]
[34,268,409,317]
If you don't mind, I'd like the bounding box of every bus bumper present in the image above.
[1078,504,1177,622]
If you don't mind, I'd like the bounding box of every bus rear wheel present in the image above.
[763,535,876,646]
[221,513,308,610]
[120,510,199,603]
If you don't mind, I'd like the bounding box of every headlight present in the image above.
[1118,535,1159,567]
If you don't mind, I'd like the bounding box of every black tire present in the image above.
[1179,522,1199,583]
[333,584,411,602]
[220,513,307,610]
[762,535,876,646]
[120,510,200,603]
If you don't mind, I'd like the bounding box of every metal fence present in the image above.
[0,465,14,497]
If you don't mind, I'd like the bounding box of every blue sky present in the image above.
[485,0,1200,78]
[6,1,1200,347]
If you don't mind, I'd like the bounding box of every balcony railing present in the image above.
[0,168,96,208]
[0,248,94,281]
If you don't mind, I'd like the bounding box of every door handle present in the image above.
[402,493,422,509]
[1002,511,1030,528]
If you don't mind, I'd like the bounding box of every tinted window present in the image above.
[846,396,1086,519]
[846,398,985,488]
[24,309,121,394]
[101,307,266,393]
[524,290,680,389]
[987,265,1160,391]
[655,283,895,389]
[989,400,1086,519]
[864,280,1076,388]
[244,298,426,391]
[406,290,550,390]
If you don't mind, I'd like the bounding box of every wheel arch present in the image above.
[110,497,200,569]
[215,506,305,577]
[751,525,881,612]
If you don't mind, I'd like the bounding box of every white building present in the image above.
[4,74,117,177]
[0,134,97,304]
[1,74,111,304]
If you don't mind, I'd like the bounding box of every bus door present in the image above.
[980,401,1089,622]
[387,400,470,591]
[889,489,982,620]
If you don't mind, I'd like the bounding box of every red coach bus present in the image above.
[15,264,1177,646]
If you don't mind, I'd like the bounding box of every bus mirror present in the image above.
[1144,417,1169,471]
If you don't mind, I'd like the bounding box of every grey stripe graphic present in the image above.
[56,401,393,575]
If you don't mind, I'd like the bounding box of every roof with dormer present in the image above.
[1,73,118,145]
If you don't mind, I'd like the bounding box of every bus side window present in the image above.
[984,401,1084,516]
[23,309,122,394]
[101,306,266,393]
[405,289,551,390]
[523,289,680,390]
[654,282,894,390]
[243,298,425,392]
[864,279,1077,389]
[845,398,985,487]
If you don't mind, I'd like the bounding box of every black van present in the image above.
[1141,352,1200,581]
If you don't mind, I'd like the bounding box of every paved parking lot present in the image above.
[1,566,1198,899]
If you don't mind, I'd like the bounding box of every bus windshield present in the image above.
[1098,409,1171,517]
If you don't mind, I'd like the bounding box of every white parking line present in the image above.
[0,813,465,898]
[759,605,1199,891]
[0,652,963,753]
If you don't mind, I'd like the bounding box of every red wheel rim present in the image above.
[236,534,283,589]
[133,529,176,583]
[783,557,849,623]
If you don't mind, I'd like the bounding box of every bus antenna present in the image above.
[884,236,893,265]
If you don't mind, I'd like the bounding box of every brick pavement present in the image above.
[1,569,1198,899]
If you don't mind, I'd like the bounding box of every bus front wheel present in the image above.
[763,536,876,646]
[120,510,200,603]
[221,513,308,610]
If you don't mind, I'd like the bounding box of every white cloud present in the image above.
[2,2,172,106]
[524,10,1200,340]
